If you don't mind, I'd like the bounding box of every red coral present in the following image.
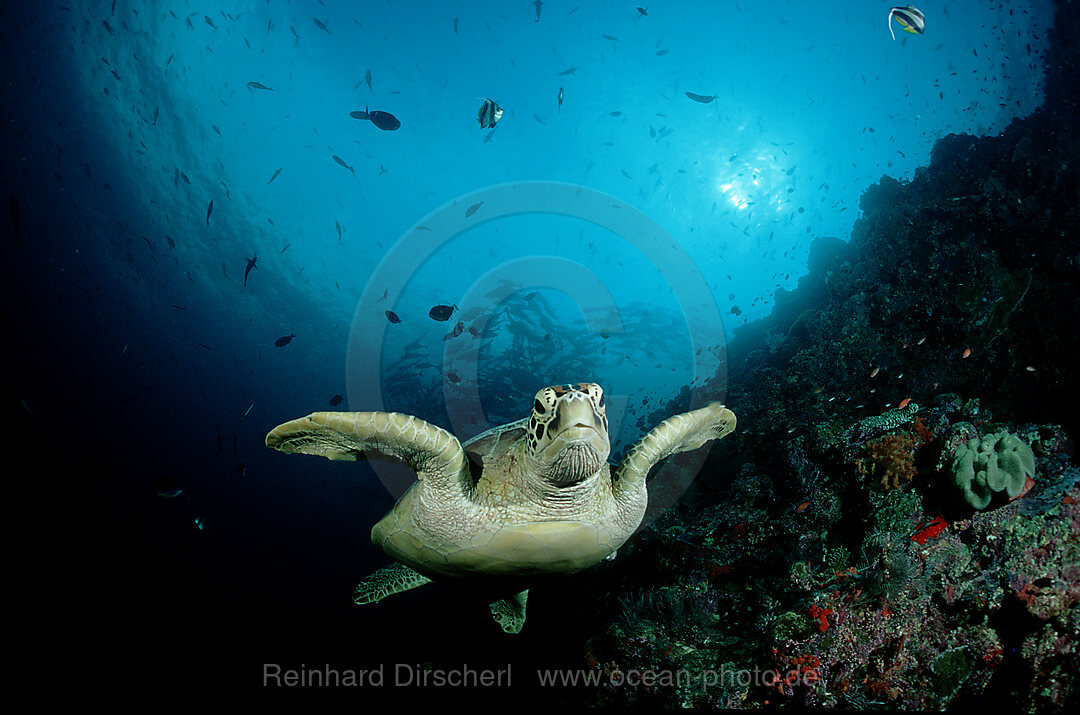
[808,604,834,632]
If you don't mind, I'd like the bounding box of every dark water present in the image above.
[0,0,1059,704]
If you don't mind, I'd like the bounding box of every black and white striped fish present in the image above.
[888,6,924,41]
[477,98,503,129]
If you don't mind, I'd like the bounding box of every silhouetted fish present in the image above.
[206,199,213,225]
[329,394,343,406]
[275,333,296,347]
[332,155,354,173]
[385,310,401,324]
[244,253,257,286]
[267,168,282,184]
[313,17,331,34]
[465,202,483,217]
[350,108,401,130]
[247,81,274,91]
[685,91,717,103]
[429,304,456,321]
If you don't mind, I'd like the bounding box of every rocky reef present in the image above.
[573,0,1079,709]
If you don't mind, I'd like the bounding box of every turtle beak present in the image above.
[538,398,610,484]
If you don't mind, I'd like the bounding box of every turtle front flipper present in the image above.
[353,562,433,604]
[265,411,469,485]
[614,402,736,499]
[489,590,529,634]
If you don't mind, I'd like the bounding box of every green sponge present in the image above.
[951,431,1035,509]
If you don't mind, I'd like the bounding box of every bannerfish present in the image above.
[350,108,401,130]
[247,81,274,90]
[385,310,401,324]
[206,199,213,225]
[685,91,718,104]
[329,394,343,406]
[332,155,354,173]
[477,98,503,129]
[244,253,257,286]
[429,304,456,321]
[275,333,296,347]
[266,167,282,184]
[888,6,924,40]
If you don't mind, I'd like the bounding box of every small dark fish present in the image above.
[656,49,668,56]
[453,16,458,33]
[637,6,648,16]
[685,91,718,103]
[477,98,503,129]
[888,5,925,40]
[312,17,331,34]
[429,304,456,321]
[350,108,401,130]
[450,321,465,338]
[206,199,213,225]
[534,0,543,22]
[247,81,274,91]
[179,171,190,184]
[558,66,577,76]
[275,333,296,347]
[447,372,461,384]
[329,394,343,406]
[465,202,483,217]
[102,19,114,35]
[169,304,186,310]
[267,167,282,184]
[365,69,372,92]
[152,106,159,125]
[204,15,218,29]
[335,220,343,240]
[557,87,564,112]
[332,155,354,173]
[602,34,619,41]
[244,253,257,287]
[385,310,401,324]
[212,125,222,137]
[610,111,622,116]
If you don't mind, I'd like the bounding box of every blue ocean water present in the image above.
[0,0,1055,701]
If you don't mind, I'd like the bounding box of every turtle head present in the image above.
[525,383,610,485]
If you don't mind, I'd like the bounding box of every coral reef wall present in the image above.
[578,0,1079,710]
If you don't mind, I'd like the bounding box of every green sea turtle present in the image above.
[265,383,736,633]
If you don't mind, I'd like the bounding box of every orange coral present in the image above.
[856,433,920,489]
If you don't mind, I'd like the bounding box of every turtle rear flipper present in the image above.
[614,402,736,498]
[489,590,529,634]
[353,562,433,604]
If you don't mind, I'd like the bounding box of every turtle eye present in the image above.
[534,398,546,415]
